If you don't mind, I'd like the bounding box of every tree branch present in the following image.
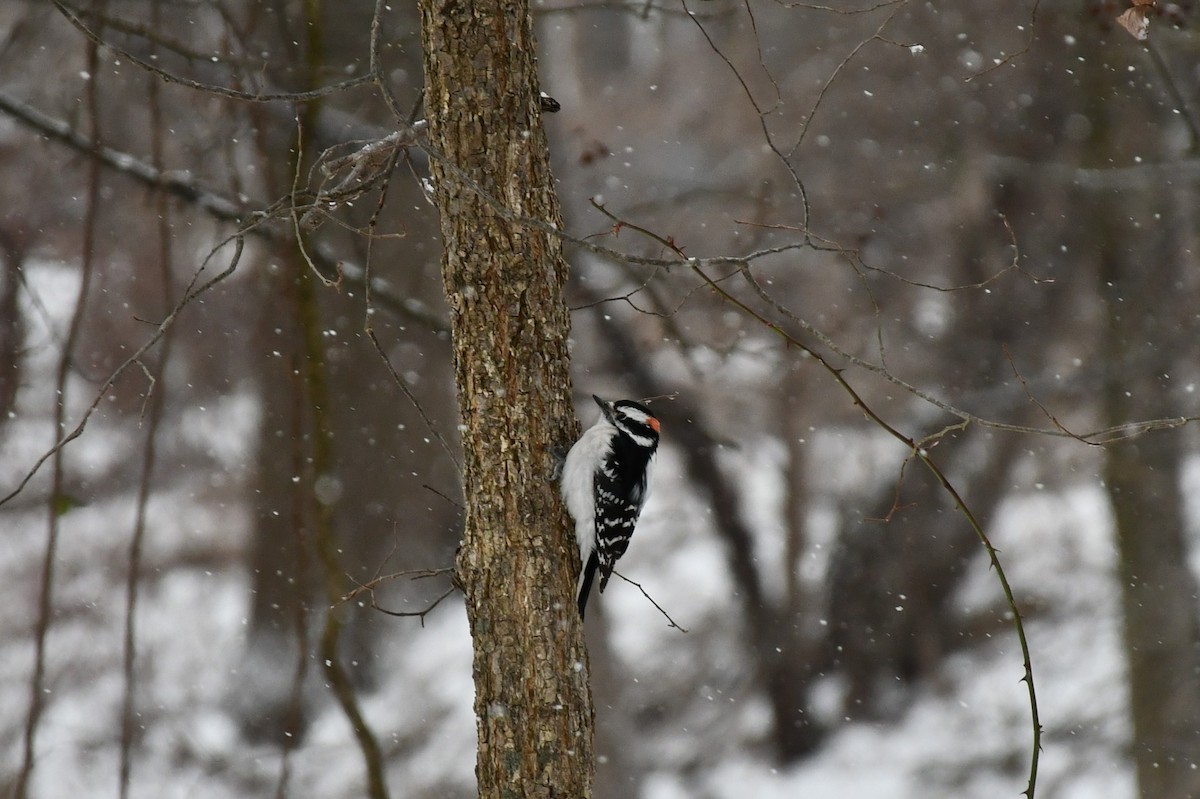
[612,571,688,632]
[51,0,377,103]
[0,89,449,334]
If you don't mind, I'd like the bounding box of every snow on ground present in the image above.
[637,481,1130,799]
[1,262,479,798]
[2,261,1137,798]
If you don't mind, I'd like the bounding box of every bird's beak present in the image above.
[592,395,614,422]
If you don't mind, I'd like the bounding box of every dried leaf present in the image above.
[1117,5,1151,39]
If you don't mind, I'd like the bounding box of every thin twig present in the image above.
[422,483,465,510]
[966,0,1040,82]
[788,1,909,159]
[770,0,906,12]
[366,331,462,472]
[0,236,245,508]
[1003,345,1095,445]
[863,450,919,524]
[51,0,376,103]
[291,116,341,288]
[0,88,448,334]
[370,0,407,123]
[746,211,1053,293]
[680,0,811,234]
[356,127,460,472]
[369,586,455,627]
[341,566,456,602]
[612,571,688,632]
[340,568,457,628]
[535,0,737,17]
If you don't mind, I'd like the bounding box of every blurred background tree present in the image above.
[0,0,1197,797]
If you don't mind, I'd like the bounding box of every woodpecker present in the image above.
[560,395,660,618]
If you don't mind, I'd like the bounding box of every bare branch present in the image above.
[0,236,246,509]
[290,116,342,289]
[743,212,1054,294]
[788,1,909,158]
[769,0,906,12]
[340,567,457,627]
[612,571,688,632]
[1003,345,1096,446]
[362,584,456,626]
[966,0,1040,81]
[0,88,245,219]
[680,0,812,234]
[366,332,462,472]
[535,0,737,17]
[51,0,377,103]
[371,0,408,123]
[0,89,449,333]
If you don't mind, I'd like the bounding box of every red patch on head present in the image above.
[647,417,661,433]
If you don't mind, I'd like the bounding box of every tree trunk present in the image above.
[1078,31,1200,792]
[1099,229,1200,799]
[0,234,22,430]
[418,1,595,797]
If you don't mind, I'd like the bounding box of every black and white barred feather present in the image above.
[560,395,660,618]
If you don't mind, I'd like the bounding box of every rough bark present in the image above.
[418,1,594,797]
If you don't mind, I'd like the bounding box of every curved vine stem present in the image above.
[692,258,1042,797]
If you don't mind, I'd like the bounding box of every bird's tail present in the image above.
[576,550,600,618]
